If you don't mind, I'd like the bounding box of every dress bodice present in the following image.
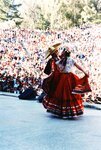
[56,57,75,73]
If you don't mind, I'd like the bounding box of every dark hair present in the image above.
[66,51,71,57]
[60,50,71,66]
[63,47,71,56]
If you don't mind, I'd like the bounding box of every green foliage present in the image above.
[58,0,101,28]
[35,13,50,30]
[0,0,23,27]
[42,20,50,30]
[15,21,23,27]
[0,8,7,14]
[0,0,101,29]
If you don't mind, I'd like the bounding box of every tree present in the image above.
[58,0,85,28]
[81,0,101,24]
[0,0,101,29]
[0,0,23,27]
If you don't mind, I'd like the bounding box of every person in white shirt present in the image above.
[42,45,91,119]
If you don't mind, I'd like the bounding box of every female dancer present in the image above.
[42,45,91,119]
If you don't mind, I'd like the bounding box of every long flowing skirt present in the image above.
[42,71,86,118]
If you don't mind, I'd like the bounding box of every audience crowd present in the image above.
[0,24,101,101]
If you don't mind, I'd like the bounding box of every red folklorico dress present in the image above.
[42,57,91,118]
